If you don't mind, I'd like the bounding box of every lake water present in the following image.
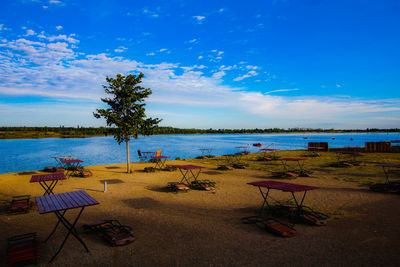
[0,132,398,174]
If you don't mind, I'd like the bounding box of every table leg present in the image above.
[257,187,270,215]
[49,207,88,263]
[382,166,390,184]
[178,169,190,184]
[44,210,67,242]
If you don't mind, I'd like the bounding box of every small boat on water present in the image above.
[253,143,262,147]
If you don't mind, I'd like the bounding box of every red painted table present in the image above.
[36,190,99,263]
[52,156,77,168]
[61,159,84,177]
[247,180,319,216]
[376,163,400,184]
[142,151,155,161]
[279,158,308,174]
[151,155,170,169]
[30,173,66,195]
[335,151,362,163]
[170,164,207,185]
[260,148,279,158]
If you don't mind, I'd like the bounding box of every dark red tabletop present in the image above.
[36,190,99,214]
[61,159,84,164]
[151,156,170,159]
[170,164,206,170]
[376,163,400,168]
[247,180,319,192]
[30,173,66,183]
[336,151,361,155]
[280,158,308,161]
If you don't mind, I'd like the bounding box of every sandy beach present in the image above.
[1,153,400,266]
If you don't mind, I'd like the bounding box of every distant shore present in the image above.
[0,126,399,139]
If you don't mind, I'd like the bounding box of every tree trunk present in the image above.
[126,140,130,173]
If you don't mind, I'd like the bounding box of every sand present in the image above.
[1,158,399,266]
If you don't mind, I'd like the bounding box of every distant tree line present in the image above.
[0,126,399,138]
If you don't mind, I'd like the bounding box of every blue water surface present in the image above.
[0,132,398,174]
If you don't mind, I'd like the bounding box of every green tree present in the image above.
[93,73,161,173]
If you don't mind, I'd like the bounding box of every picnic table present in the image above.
[279,158,308,175]
[36,190,99,263]
[52,156,77,168]
[376,163,400,184]
[151,155,170,169]
[169,164,214,190]
[142,151,155,161]
[307,146,324,157]
[247,180,319,217]
[259,148,279,159]
[170,164,207,185]
[61,159,84,177]
[335,151,362,165]
[30,173,66,195]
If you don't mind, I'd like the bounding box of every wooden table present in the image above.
[30,173,66,195]
[170,164,207,185]
[36,190,99,263]
[52,156,77,168]
[376,163,400,184]
[151,155,170,169]
[247,180,319,216]
[61,159,84,177]
[279,158,308,174]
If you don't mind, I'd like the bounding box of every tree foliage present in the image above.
[93,73,161,144]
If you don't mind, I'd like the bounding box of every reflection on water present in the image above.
[0,132,398,174]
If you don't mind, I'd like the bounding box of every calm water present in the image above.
[0,132,398,174]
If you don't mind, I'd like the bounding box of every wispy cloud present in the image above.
[233,70,258,81]
[56,25,63,30]
[265,88,299,94]
[114,46,127,53]
[193,16,206,24]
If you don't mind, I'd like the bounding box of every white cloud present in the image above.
[25,29,36,36]
[49,0,63,4]
[193,16,206,23]
[233,70,258,81]
[46,34,79,44]
[219,8,225,13]
[114,46,127,53]
[265,88,299,94]
[42,5,48,9]
[159,48,167,52]
[142,8,159,18]
[198,56,203,59]
[212,71,226,79]
[146,52,155,56]
[56,25,63,30]
[1,33,399,128]
[189,39,197,43]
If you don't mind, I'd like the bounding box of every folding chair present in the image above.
[155,150,162,157]
[9,195,32,213]
[4,233,40,266]
[83,220,135,246]
[137,150,147,162]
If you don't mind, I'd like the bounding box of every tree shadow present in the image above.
[121,197,161,209]
[18,171,39,175]
[99,179,124,184]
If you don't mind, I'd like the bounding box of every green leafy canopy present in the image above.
[93,73,161,144]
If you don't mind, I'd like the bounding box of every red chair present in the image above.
[9,195,31,213]
[4,233,40,266]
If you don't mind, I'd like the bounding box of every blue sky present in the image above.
[0,0,399,129]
